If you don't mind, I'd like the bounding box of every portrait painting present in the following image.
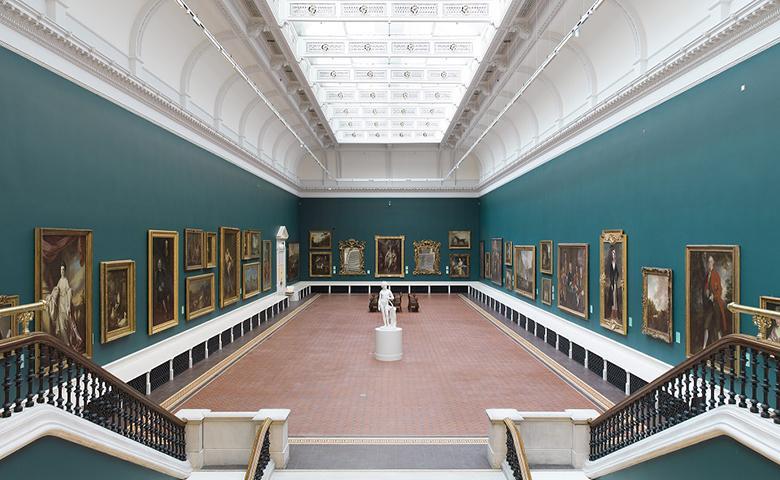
[100,260,135,344]
[241,230,261,260]
[287,242,300,281]
[310,251,332,278]
[220,227,241,308]
[448,230,471,249]
[490,238,502,285]
[0,295,20,340]
[185,228,204,271]
[375,235,405,278]
[449,253,470,279]
[504,268,514,291]
[148,230,178,335]
[557,243,589,319]
[262,240,272,292]
[504,241,513,266]
[205,232,217,268]
[642,268,673,343]
[413,240,440,275]
[186,273,215,320]
[759,296,780,345]
[339,239,366,275]
[479,241,485,278]
[513,245,536,300]
[310,230,332,250]
[686,245,739,356]
[36,228,93,357]
[600,230,628,335]
[541,277,552,306]
[243,262,261,299]
[540,240,553,275]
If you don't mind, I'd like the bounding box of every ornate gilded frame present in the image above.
[479,241,485,278]
[36,228,94,357]
[490,238,502,285]
[758,296,780,345]
[448,230,471,249]
[513,245,536,300]
[557,243,589,320]
[413,239,441,275]
[641,267,673,343]
[309,230,332,250]
[220,227,241,308]
[541,277,552,306]
[599,230,628,335]
[338,239,366,275]
[484,251,491,279]
[0,295,20,339]
[309,251,332,278]
[185,228,204,270]
[186,273,215,320]
[243,262,261,299]
[540,240,553,275]
[147,229,179,336]
[262,240,273,291]
[242,230,261,260]
[100,260,136,344]
[504,241,513,266]
[449,253,470,278]
[205,232,217,268]
[375,235,405,278]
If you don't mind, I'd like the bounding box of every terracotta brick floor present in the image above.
[178,295,596,436]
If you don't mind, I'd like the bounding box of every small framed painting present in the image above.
[513,245,536,300]
[449,253,470,278]
[100,260,136,343]
[205,232,217,268]
[540,240,553,275]
[186,273,215,320]
[310,251,332,278]
[243,262,261,300]
[541,277,552,306]
[558,243,589,320]
[310,230,332,250]
[242,230,261,260]
[642,267,673,343]
[504,241,513,266]
[448,230,471,249]
[185,228,204,271]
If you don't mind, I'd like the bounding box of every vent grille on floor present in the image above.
[535,324,546,341]
[607,362,627,391]
[588,351,604,377]
[558,336,570,355]
[572,343,586,365]
[546,330,557,348]
[527,319,535,333]
[172,351,189,377]
[251,314,259,328]
[207,335,220,354]
[221,329,232,347]
[232,324,242,340]
[128,374,146,395]
[243,318,251,333]
[192,342,206,365]
[149,362,169,392]
[630,374,648,394]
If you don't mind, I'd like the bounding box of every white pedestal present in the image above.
[374,326,403,361]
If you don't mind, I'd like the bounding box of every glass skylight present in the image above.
[269,1,511,144]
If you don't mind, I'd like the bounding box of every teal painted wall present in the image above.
[0,46,299,365]
[299,198,480,281]
[598,436,779,479]
[479,43,780,365]
[0,435,177,479]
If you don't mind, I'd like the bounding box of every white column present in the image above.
[485,408,523,469]
[566,409,599,468]
[177,409,210,469]
[256,409,291,469]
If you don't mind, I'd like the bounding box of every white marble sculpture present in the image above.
[378,282,397,328]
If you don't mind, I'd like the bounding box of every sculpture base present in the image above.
[374,326,403,362]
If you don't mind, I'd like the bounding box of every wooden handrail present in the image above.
[504,418,533,480]
[245,417,273,480]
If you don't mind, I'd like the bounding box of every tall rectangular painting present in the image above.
[262,239,272,291]
[220,227,241,308]
[558,243,588,319]
[490,238,502,286]
[375,235,404,278]
[100,260,136,344]
[148,230,179,335]
[287,242,300,282]
[599,230,627,335]
[513,245,535,300]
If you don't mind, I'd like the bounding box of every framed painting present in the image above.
[558,243,588,319]
[220,227,241,308]
[513,245,536,300]
[600,230,628,335]
[339,239,366,275]
[262,240,272,292]
[540,240,553,275]
[490,238,502,285]
[642,268,673,343]
[36,228,93,357]
[242,230,261,260]
[484,251,491,280]
[504,241,513,266]
[205,232,217,268]
[541,277,552,306]
[375,235,405,278]
[310,230,332,250]
[0,295,20,340]
[310,251,332,278]
[759,296,780,345]
[287,242,300,282]
[448,230,471,250]
[449,253,470,279]
[413,240,440,275]
[185,228,204,271]
[186,273,215,320]
[100,260,136,344]
[148,230,179,336]
[504,268,514,291]
[243,262,261,299]
[686,245,739,357]
[479,241,485,278]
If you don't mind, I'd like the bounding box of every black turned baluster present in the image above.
[760,351,770,418]
[717,347,726,407]
[774,355,780,425]
[737,347,747,408]
[46,347,56,406]
[707,355,716,411]
[25,344,35,408]
[1,351,12,417]
[65,356,74,414]
[56,353,65,409]
[37,343,47,404]
[727,345,737,404]
[12,348,23,413]
[749,347,759,413]
[73,363,83,417]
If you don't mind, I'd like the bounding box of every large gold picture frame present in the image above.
[0,295,20,340]
[243,262,261,299]
[375,235,405,278]
[186,273,215,320]
[557,243,588,320]
[100,260,136,344]
[642,267,673,343]
[310,251,332,278]
[220,227,241,308]
[540,240,553,275]
[148,230,179,336]
[205,232,217,268]
[413,240,441,275]
[184,228,204,271]
[758,296,780,344]
[513,245,536,300]
[262,240,272,292]
[339,239,366,275]
[600,230,628,335]
[36,228,94,357]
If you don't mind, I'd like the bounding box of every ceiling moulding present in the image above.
[0,0,301,193]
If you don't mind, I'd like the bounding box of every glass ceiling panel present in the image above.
[271,1,511,144]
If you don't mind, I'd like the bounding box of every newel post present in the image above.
[257,408,291,469]
[486,408,522,468]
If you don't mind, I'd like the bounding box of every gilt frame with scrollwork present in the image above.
[413,240,441,275]
[338,239,366,275]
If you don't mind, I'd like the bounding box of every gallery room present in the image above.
[0,0,778,479]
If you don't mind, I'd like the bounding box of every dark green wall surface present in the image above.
[480,43,780,365]
[0,435,177,479]
[598,435,780,479]
[299,198,479,281]
[0,46,299,365]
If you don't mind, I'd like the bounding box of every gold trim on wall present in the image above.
[557,243,589,320]
[186,273,215,320]
[375,235,405,278]
[513,245,536,300]
[641,267,673,343]
[309,251,332,278]
[413,239,441,275]
[599,230,628,335]
[242,262,261,300]
[338,239,366,275]
[205,232,217,268]
[100,260,136,344]
[148,230,179,336]
[220,227,241,308]
[184,228,204,271]
[262,240,272,292]
[0,295,21,339]
[540,240,553,275]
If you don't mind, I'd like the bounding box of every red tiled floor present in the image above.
[179,295,596,436]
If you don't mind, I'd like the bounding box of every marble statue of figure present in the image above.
[378,282,396,327]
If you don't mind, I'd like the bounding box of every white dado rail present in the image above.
[105,293,291,390]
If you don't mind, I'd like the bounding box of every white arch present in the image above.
[610,0,648,70]
[238,98,263,144]
[129,0,165,66]
[256,115,280,156]
[272,133,296,165]
[179,31,235,102]
[544,31,599,100]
